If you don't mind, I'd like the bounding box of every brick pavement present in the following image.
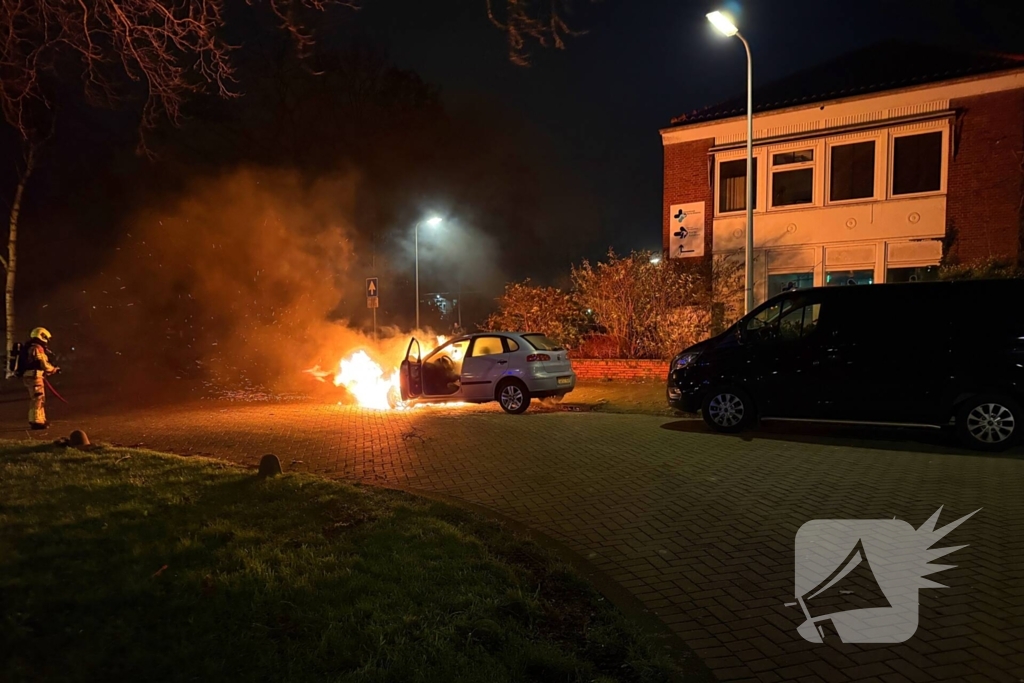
[3,398,1022,683]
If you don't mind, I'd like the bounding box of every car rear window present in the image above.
[522,334,563,351]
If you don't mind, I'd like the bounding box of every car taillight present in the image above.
[526,353,551,362]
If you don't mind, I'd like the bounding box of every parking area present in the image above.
[2,396,1022,683]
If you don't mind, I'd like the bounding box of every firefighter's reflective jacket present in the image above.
[18,341,57,377]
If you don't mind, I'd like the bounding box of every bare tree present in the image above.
[0,0,359,374]
[487,0,587,66]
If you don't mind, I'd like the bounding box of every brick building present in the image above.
[661,43,1024,304]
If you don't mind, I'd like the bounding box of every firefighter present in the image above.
[20,327,59,430]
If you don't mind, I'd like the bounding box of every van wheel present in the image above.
[702,388,754,433]
[497,379,531,414]
[956,394,1020,451]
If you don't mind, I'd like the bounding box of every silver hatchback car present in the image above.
[397,332,576,413]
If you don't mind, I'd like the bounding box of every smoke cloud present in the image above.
[42,167,425,398]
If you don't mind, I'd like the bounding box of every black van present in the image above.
[667,280,1024,450]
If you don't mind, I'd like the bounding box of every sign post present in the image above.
[366,278,379,341]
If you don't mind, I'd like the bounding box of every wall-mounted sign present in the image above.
[669,202,705,259]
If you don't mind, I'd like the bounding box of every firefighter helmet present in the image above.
[29,327,52,344]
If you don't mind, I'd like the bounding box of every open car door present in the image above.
[399,338,422,401]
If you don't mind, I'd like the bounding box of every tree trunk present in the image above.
[4,144,35,379]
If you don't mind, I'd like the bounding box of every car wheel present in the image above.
[497,379,531,414]
[386,385,404,410]
[701,387,753,433]
[956,394,1021,451]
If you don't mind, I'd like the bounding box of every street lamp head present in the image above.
[425,216,443,228]
[706,10,738,37]
[650,257,661,264]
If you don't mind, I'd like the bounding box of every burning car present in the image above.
[399,332,576,413]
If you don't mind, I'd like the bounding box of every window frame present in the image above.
[714,149,766,217]
[884,264,941,284]
[424,338,470,365]
[766,271,815,298]
[521,333,565,351]
[742,293,825,345]
[825,134,883,206]
[824,268,876,287]
[777,302,823,343]
[768,145,817,210]
[468,335,507,358]
[887,125,948,199]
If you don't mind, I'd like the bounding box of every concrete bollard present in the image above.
[257,454,283,479]
[69,430,90,447]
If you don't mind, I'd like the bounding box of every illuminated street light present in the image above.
[415,216,444,329]
[707,10,754,314]
[706,10,738,36]
[650,257,661,265]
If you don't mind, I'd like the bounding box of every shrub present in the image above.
[484,280,586,350]
[940,256,1023,281]
[572,250,711,359]
[487,253,741,360]
[574,333,619,359]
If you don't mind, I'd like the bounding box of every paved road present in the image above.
[3,396,1022,683]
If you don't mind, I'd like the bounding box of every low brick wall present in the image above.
[570,359,667,382]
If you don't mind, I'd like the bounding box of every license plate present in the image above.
[557,377,571,385]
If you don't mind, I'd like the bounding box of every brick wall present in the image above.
[663,137,715,262]
[571,359,666,382]
[947,89,1024,263]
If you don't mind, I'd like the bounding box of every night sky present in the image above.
[344,0,1024,264]
[4,0,1024,339]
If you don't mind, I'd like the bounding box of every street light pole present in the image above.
[707,11,755,313]
[414,216,443,330]
[738,32,754,314]
[415,220,420,330]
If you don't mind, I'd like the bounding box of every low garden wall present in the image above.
[570,359,667,382]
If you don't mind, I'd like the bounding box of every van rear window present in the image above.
[522,334,564,351]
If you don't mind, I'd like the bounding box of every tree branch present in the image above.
[0,0,361,148]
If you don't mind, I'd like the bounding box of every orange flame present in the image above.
[306,335,449,409]
[334,350,399,410]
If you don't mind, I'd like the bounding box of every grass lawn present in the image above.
[558,382,685,417]
[0,442,680,683]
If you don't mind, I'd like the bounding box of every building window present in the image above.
[768,272,814,298]
[892,132,942,195]
[829,141,875,201]
[826,269,874,286]
[773,150,813,165]
[719,158,758,213]
[771,149,814,207]
[886,265,939,283]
